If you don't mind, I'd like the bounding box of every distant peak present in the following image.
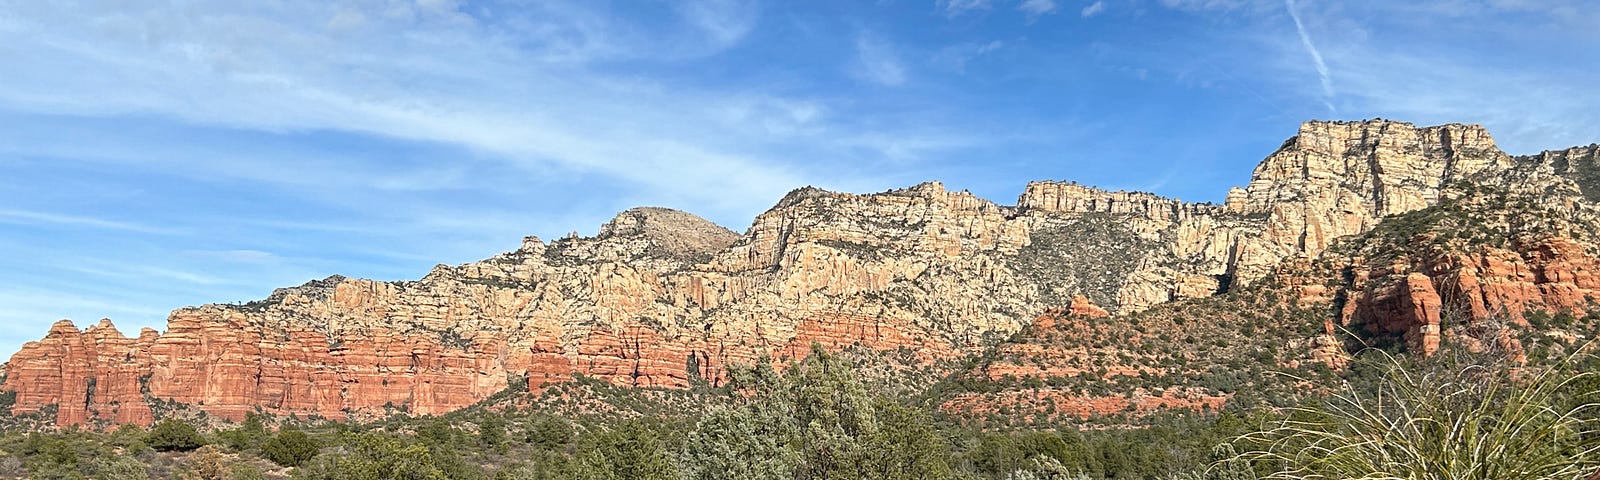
[906,181,945,193]
[599,207,729,239]
[305,275,347,287]
[774,185,839,208]
[557,206,741,265]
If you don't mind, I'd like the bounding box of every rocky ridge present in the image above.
[5,119,1596,427]
[933,140,1600,426]
[1296,147,1600,356]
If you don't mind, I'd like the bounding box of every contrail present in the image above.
[1285,0,1336,114]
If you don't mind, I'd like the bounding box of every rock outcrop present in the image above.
[1332,237,1600,356]
[5,119,1596,427]
[1288,142,1600,356]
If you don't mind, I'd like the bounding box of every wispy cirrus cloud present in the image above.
[938,0,995,17]
[1283,0,1335,114]
[0,1,887,225]
[675,0,761,50]
[851,32,909,86]
[1020,0,1059,17]
[0,209,180,234]
[1149,0,1600,153]
[1305,47,1599,154]
[61,263,227,287]
[185,249,281,265]
[1157,0,1258,11]
[0,290,172,330]
[1079,1,1105,17]
[934,40,1005,74]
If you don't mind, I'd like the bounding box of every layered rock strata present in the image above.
[1331,237,1600,356]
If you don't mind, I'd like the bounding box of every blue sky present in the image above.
[0,0,1596,356]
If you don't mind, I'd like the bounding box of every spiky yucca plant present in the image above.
[1233,347,1600,480]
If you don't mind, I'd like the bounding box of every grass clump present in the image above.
[1231,348,1600,479]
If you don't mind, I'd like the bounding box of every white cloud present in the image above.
[1080,1,1105,17]
[851,33,908,86]
[717,96,829,136]
[938,0,994,17]
[1020,0,1060,17]
[326,9,368,30]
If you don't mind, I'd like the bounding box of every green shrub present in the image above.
[478,416,507,454]
[217,412,269,452]
[262,428,320,467]
[292,433,449,480]
[87,455,149,480]
[570,420,680,480]
[231,463,267,480]
[146,418,205,452]
[523,415,574,452]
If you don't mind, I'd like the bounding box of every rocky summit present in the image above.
[6,119,1600,428]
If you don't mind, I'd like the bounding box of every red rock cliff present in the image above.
[1339,237,1600,355]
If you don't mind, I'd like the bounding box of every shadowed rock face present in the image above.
[6,119,1597,427]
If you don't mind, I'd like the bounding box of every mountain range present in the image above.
[4,118,1598,430]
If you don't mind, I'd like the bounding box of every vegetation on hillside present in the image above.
[0,341,1593,479]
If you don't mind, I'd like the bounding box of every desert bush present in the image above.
[147,418,205,452]
[216,413,268,452]
[183,445,231,480]
[231,463,267,480]
[261,428,319,467]
[87,455,150,480]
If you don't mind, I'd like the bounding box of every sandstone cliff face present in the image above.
[4,320,156,427]
[5,119,1593,427]
[1525,144,1600,202]
[1011,121,1524,311]
[1235,121,1511,254]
